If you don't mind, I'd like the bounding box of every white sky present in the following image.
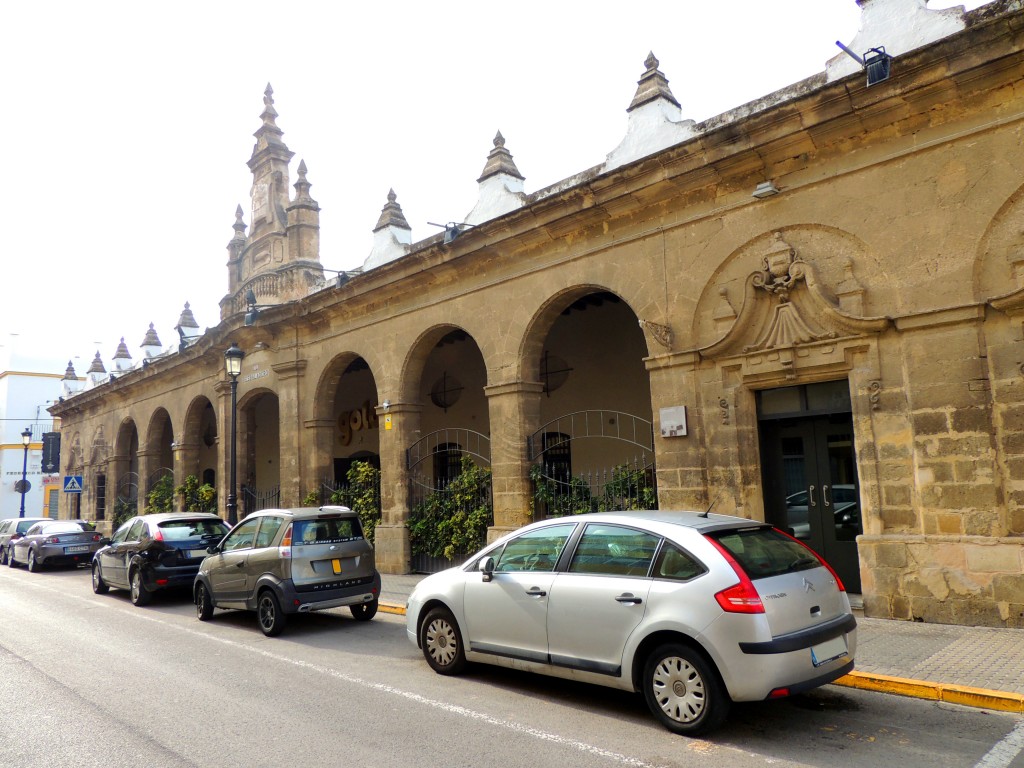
[0,0,988,375]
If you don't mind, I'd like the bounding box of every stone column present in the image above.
[272,360,308,507]
[136,449,159,514]
[374,402,422,574]
[214,379,233,521]
[305,418,336,498]
[484,381,544,539]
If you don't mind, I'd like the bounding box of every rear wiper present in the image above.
[789,556,817,570]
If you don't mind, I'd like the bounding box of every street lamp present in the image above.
[224,342,245,525]
[18,427,31,517]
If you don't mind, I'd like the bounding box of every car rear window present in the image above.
[39,522,90,535]
[708,527,820,580]
[293,518,363,545]
[157,520,229,540]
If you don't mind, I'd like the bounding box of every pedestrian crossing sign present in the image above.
[63,476,83,493]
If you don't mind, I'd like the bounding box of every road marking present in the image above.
[974,718,1024,768]
[3,575,672,768]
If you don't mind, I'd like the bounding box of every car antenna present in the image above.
[699,494,720,519]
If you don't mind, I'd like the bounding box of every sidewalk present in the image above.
[379,575,1024,714]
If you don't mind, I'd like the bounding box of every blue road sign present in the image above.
[63,476,84,494]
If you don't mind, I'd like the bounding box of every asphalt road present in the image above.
[1,564,1022,768]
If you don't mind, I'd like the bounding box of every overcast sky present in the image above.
[1,0,987,375]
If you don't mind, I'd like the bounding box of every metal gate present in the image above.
[113,471,139,528]
[242,485,280,515]
[528,410,657,519]
[406,428,492,573]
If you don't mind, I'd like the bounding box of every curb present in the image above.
[834,671,1024,714]
[381,599,1023,714]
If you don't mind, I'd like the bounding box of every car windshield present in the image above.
[293,518,363,545]
[157,520,229,540]
[708,526,820,580]
[38,522,91,535]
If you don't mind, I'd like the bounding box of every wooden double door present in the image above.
[760,413,863,593]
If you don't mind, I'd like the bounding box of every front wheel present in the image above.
[257,590,286,637]
[643,643,729,736]
[129,568,151,606]
[349,599,378,622]
[27,549,41,573]
[92,563,109,594]
[195,583,214,621]
[420,607,467,676]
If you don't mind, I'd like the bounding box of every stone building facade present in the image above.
[51,0,1024,627]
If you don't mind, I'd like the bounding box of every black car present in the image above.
[92,513,230,606]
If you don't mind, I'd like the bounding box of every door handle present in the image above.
[615,594,642,605]
[808,485,816,507]
[525,587,547,598]
[823,484,831,507]
[235,561,245,568]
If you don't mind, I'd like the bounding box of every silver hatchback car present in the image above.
[406,511,856,736]
[194,506,381,636]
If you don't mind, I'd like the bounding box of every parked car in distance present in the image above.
[8,519,104,572]
[406,510,857,737]
[784,484,859,539]
[0,517,51,566]
[91,513,230,606]
[194,506,381,637]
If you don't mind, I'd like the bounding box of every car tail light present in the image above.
[278,523,293,559]
[153,528,164,542]
[773,527,847,592]
[705,536,765,614]
[46,536,61,544]
[10,534,22,541]
[92,534,102,542]
[767,687,790,699]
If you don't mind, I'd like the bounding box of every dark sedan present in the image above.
[92,513,230,606]
[8,520,104,572]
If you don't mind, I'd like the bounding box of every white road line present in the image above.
[4,575,670,768]
[974,717,1024,768]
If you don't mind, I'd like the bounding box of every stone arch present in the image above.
[973,181,1024,301]
[183,395,218,487]
[398,324,483,405]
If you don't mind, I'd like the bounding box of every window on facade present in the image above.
[96,474,106,520]
[542,432,571,481]
[202,468,215,487]
[433,443,462,488]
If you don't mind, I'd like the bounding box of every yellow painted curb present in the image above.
[379,601,407,616]
[834,671,1024,714]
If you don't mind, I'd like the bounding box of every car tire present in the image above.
[257,590,286,637]
[0,546,8,566]
[92,563,109,594]
[7,549,17,568]
[643,643,729,737]
[420,607,467,676]
[349,599,378,622]
[129,567,151,607]
[27,549,41,573]
[195,583,214,622]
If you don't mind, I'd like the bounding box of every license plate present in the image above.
[332,559,342,575]
[65,545,89,553]
[810,635,848,667]
[190,549,210,558]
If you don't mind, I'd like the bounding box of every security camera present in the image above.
[381,400,391,411]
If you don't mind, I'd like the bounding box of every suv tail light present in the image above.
[705,536,765,614]
[773,527,847,592]
[278,523,293,559]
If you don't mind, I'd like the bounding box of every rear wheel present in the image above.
[27,549,41,573]
[7,548,17,568]
[91,563,109,594]
[349,599,378,621]
[129,568,151,606]
[257,590,286,637]
[420,607,467,675]
[195,583,214,621]
[0,545,8,566]
[643,643,729,736]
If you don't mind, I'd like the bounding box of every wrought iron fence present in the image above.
[242,485,280,515]
[530,456,658,519]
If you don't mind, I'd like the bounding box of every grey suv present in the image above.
[194,506,381,636]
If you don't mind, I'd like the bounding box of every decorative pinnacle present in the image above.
[262,83,277,119]
[63,360,77,379]
[373,188,411,232]
[627,51,680,112]
[478,130,524,182]
[233,204,247,237]
[113,337,132,360]
[86,351,107,374]
[293,159,315,202]
[141,322,162,348]
[176,302,199,329]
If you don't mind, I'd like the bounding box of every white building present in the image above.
[0,342,70,519]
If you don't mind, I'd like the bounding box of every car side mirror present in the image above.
[206,544,220,554]
[99,537,111,546]
[479,556,495,583]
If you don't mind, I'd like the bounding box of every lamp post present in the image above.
[224,343,245,525]
[18,427,31,517]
